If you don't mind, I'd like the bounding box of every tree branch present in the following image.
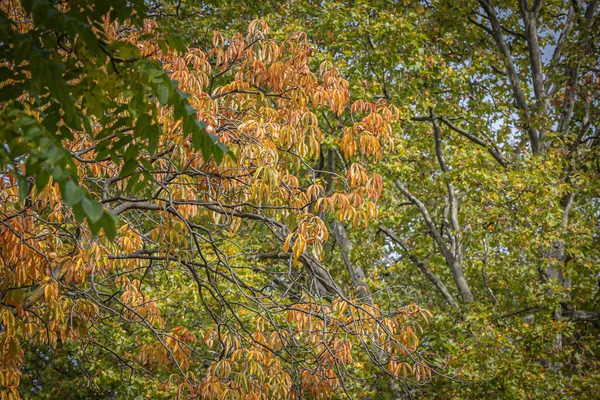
[438,117,509,167]
[478,0,541,154]
[379,226,458,308]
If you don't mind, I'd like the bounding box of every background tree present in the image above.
[255,0,600,397]
[1,0,599,399]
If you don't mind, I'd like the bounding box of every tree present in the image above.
[1,1,430,398]
[1,0,599,399]
[255,0,600,397]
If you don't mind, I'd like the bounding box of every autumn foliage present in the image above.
[3,0,600,398]
[0,2,431,399]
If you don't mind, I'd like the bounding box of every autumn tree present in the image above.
[2,0,600,399]
[1,1,433,398]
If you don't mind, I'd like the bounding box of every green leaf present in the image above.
[51,165,65,181]
[111,41,141,60]
[213,143,224,164]
[64,180,85,206]
[217,142,230,163]
[125,172,141,193]
[72,202,86,223]
[35,169,50,191]
[16,174,29,201]
[191,120,207,152]
[165,34,186,54]
[45,145,64,164]
[82,197,104,223]
[157,39,169,55]
[120,158,138,177]
[157,83,170,105]
[100,212,118,240]
[146,124,161,155]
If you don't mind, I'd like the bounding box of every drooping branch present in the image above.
[438,117,509,167]
[247,251,292,260]
[481,238,499,308]
[105,194,344,298]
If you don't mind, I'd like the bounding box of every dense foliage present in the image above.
[1,0,599,399]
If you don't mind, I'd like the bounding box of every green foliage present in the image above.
[2,0,599,399]
[0,0,225,239]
